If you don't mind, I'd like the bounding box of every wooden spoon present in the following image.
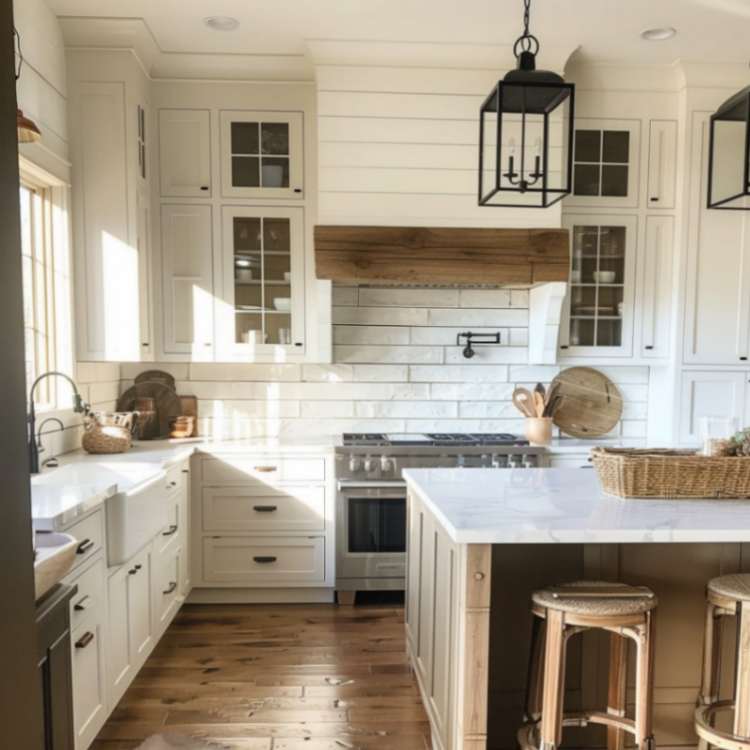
[533,391,546,418]
[513,388,536,418]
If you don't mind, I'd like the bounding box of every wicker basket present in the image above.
[591,447,750,499]
[81,412,134,454]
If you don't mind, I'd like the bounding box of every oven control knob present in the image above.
[363,456,375,473]
[380,455,392,473]
[348,455,362,473]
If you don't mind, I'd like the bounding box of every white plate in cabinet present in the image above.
[71,618,106,750]
[647,120,677,209]
[154,546,182,636]
[220,110,303,199]
[202,536,325,585]
[202,486,325,533]
[159,109,211,197]
[200,456,325,485]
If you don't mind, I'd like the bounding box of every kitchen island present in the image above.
[403,468,750,750]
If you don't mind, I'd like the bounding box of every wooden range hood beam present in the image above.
[314,225,570,286]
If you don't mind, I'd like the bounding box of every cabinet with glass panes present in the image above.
[560,214,637,357]
[220,206,304,358]
[220,111,303,199]
[566,119,640,208]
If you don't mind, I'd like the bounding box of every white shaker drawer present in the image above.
[71,618,106,750]
[202,536,325,585]
[67,557,105,630]
[64,510,104,573]
[154,546,182,634]
[202,486,325,533]
[201,456,325,485]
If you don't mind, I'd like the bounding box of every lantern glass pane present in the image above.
[710,119,749,207]
[480,105,499,201]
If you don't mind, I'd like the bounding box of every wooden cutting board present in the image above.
[550,367,623,438]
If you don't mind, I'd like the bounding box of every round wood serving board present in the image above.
[550,367,623,438]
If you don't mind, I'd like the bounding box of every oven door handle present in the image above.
[337,480,407,491]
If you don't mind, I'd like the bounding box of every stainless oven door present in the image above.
[336,481,407,585]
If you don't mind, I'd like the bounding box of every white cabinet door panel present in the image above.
[684,114,750,365]
[679,371,745,445]
[161,204,214,357]
[647,120,677,209]
[71,619,106,750]
[640,215,674,359]
[159,109,211,197]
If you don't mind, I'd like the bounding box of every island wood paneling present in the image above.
[315,226,570,285]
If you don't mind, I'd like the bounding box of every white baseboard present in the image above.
[186,587,336,604]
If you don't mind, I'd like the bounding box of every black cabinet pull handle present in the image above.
[128,568,137,575]
[162,524,178,536]
[293,188,302,193]
[75,632,94,649]
[253,556,277,564]
[200,185,209,191]
[181,469,189,474]
[135,564,142,570]
[742,357,748,361]
[645,345,654,350]
[650,197,659,202]
[74,595,90,612]
[76,539,94,555]
[253,505,278,513]
[163,581,177,595]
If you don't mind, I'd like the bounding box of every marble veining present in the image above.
[403,467,750,544]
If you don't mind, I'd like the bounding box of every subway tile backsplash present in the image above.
[72,283,649,444]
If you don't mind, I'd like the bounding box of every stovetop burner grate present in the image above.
[342,432,528,447]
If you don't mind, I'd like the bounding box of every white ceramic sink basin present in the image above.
[106,471,168,565]
[34,532,78,599]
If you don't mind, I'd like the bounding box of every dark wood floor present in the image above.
[91,597,431,750]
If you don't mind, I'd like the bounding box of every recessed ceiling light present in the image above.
[640,27,677,41]
[204,16,240,31]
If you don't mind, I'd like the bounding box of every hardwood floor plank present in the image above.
[95,603,431,749]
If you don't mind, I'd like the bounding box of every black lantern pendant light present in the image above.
[478,0,574,208]
[707,86,750,210]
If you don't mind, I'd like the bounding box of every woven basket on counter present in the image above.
[591,447,750,499]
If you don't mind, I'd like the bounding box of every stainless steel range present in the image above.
[335,433,547,603]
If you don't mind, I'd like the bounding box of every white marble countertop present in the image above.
[403,467,750,544]
[31,437,335,530]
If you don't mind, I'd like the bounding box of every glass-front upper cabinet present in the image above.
[219,206,305,360]
[566,119,640,208]
[559,214,637,358]
[220,111,303,199]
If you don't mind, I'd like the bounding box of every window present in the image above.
[19,161,73,410]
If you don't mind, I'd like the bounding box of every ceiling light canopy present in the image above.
[203,16,240,31]
[478,0,575,208]
[640,27,677,41]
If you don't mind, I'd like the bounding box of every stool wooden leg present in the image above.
[540,609,567,750]
[733,602,750,737]
[699,602,722,707]
[524,615,546,724]
[607,632,628,750]
[635,611,656,750]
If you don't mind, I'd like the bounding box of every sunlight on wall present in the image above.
[101,231,139,361]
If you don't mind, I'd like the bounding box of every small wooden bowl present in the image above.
[169,416,195,439]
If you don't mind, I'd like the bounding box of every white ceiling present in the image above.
[47,0,750,78]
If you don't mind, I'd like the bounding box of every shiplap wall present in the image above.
[119,285,649,440]
[316,65,562,228]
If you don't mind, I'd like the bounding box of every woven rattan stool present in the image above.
[695,574,750,750]
[519,581,658,750]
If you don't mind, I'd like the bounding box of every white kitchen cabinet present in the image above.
[559,213,638,357]
[639,215,674,359]
[684,114,750,365]
[220,110,304,199]
[136,189,153,359]
[71,82,145,361]
[68,52,153,363]
[153,544,183,637]
[160,204,215,359]
[566,118,641,208]
[218,205,305,359]
[678,370,746,445]
[647,120,678,209]
[106,545,154,707]
[159,109,212,197]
